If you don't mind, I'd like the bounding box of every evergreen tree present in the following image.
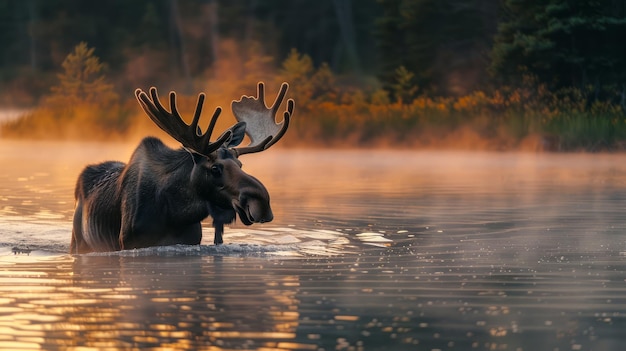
[491,0,626,97]
[375,0,496,97]
[392,65,418,103]
[46,42,118,107]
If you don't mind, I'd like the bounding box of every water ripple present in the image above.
[2,145,626,349]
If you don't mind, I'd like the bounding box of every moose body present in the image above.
[71,82,293,254]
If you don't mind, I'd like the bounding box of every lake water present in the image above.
[1,140,626,350]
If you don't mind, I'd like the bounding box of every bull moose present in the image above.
[70,82,294,254]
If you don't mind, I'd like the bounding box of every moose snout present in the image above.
[231,169,273,225]
[237,193,273,225]
[247,197,273,223]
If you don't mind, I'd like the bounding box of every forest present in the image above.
[1,0,626,150]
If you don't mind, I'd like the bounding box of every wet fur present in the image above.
[71,137,245,254]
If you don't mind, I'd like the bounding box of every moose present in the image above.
[70,82,294,254]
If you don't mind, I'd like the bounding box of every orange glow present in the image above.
[207,331,296,339]
[334,315,359,322]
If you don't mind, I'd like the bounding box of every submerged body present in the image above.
[71,137,272,254]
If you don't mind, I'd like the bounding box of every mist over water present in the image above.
[0,110,31,124]
[1,140,626,350]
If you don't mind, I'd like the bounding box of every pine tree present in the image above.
[46,42,118,108]
[374,0,495,97]
[392,66,418,104]
[491,0,626,96]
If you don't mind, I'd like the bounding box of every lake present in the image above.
[1,140,626,350]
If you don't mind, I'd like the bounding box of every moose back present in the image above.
[70,82,294,254]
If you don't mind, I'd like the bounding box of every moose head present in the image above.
[134,82,294,244]
[70,83,294,253]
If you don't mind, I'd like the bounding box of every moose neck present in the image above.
[174,148,205,186]
[181,148,217,200]
[182,147,209,166]
[155,145,201,175]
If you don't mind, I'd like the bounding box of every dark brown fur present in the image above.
[70,136,272,254]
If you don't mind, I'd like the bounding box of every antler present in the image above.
[230,82,294,156]
[135,87,232,157]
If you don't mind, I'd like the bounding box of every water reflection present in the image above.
[0,241,625,350]
[0,255,307,350]
[2,141,626,349]
[78,255,301,350]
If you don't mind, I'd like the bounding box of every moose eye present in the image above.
[210,164,223,177]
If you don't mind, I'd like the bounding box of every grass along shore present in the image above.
[2,86,626,152]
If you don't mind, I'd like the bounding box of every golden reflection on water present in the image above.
[0,254,307,350]
[3,141,626,349]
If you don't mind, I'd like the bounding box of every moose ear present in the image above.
[223,121,246,148]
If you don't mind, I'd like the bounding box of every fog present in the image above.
[3,142,626,349]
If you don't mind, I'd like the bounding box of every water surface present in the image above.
[1,140,626,350]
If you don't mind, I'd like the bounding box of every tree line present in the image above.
[1,0,626,150]
[0,0,380,103]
